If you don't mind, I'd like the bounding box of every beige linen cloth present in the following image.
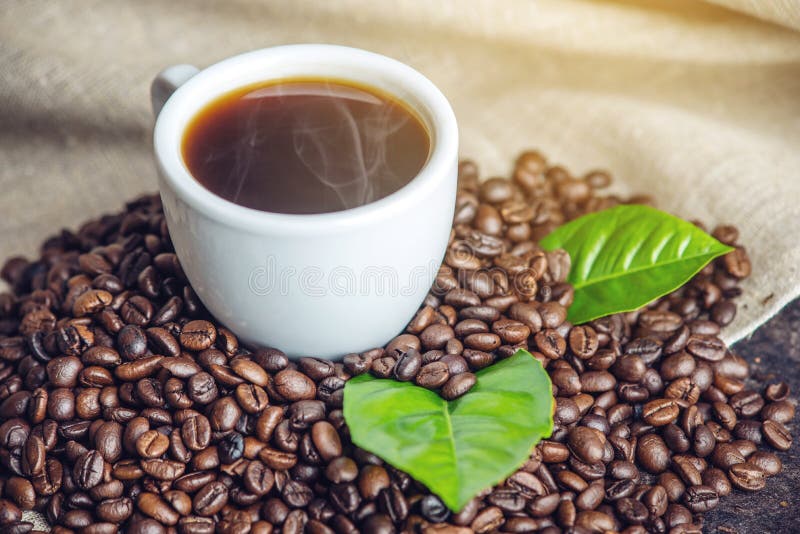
[1,1,799,527]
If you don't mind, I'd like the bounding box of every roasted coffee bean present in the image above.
[208,397,242,432]
[748,451,782,476]
[371,356,396,378]
[217,432,244,464]
[702,467,732,497]
[662,424,690,453]
[121,295,154,326]
[231,358,269,386]
[385,334,422,355]
[311,421,342,462]
[46,355,82,388]
[186,372,218,405]
[255,406,283,444]
[274,369,316,401]
[574,480,604,511]
[288,400,325,433]
[330,484,361,514]
[117,324,148,360]
[764,381,789,402]
[712,401,737,430]
[160,356,201,378]
[733,420,763,444]
[534,329,566,359]
[567,325,598,359]
[73,289,113,317]
[135,378,164,408]
[5,477,35,510]
[393,349,422,381]
[193,480,228,516]
[605,478,637,501]
[96,496,134,523]
[94,420,124,461]
[358,465,391,501]
[673,455,703,486]
[731,439,757,458]
[21,434,45,476]
[179,320,216,351]
[643,398,679,426]
[242,460,274,496]
[761,400,795,424]
[0,391,31,419]
[683,485,718,513]
[722,247,751,278]
[416,493,448,523]
[141,458,185,480]
[524,494,558,520]
[173,471,216,494]
[557,470,588,492]
[658,472,686,504]
[463,332,501,352]
[693,424,716,457]
[637,434,670,474]
[415,361,450,389]
[441,372,476,400]
[573,509,614,531]
[259,447,297,470]
[283,479,314,508]
[116,355,163,382]
[376,485,408,523]
[567,426,604,464]
[181,415,211,451]
[711,443,746,470]
[420,324,455,350]
[343,352,373,375]
[580,370,616,392]
[640,484,668,517]
[729,390,764,418]
[360,513,395,534]
[73,450,104,489]
[762,420,792,451]
[324,458,357,485]
[0,498,23,524]
[616,497,648,525]
[124,517,166,534]
[728,462,766,491]
[138,492,179,525]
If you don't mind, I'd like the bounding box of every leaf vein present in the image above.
[441,398,459,494]
[572,251,717,290]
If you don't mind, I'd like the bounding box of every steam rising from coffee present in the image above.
[289,83,410,210]
[183,79,430,215]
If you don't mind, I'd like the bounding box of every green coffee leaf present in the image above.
[343,350,553,512]
[540,205,733,325]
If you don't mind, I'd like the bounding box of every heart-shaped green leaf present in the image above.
[540,205,733,325]
[343,350,553,512]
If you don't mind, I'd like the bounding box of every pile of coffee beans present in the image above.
[357,154,643,399]
[0,151,794,533]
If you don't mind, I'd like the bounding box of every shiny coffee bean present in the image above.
[728,462,767,491]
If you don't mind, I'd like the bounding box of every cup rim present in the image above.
[154,44,458,235]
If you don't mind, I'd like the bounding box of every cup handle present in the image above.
[150,64,200,117]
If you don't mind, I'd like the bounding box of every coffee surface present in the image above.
[183,79,430,214]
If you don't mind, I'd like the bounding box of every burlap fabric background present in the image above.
[1,1,799,528]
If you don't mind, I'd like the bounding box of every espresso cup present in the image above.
[152,44,458,358]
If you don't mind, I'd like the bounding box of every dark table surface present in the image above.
[704,298,799,533]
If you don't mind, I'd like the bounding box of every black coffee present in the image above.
[182,78,430,214]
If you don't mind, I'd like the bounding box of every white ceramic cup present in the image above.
[152,44,458,359]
